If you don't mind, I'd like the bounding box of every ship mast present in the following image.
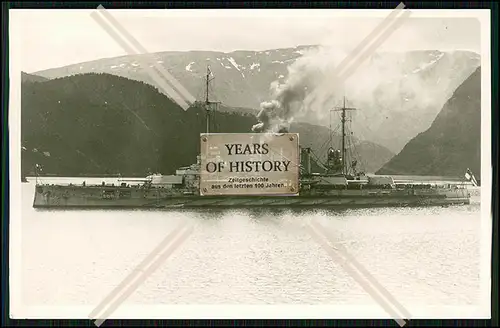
[204,65,220,134]
[332,96,358,176]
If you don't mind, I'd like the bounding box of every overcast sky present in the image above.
[10,9,481,73]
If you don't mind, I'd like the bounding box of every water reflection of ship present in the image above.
[32,65,472,209]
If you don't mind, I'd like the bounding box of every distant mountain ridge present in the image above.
[376,66,481,179]
[21,72,394,177]
[21,71,49,83]
[32,45,481,152]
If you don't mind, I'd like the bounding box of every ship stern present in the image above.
[33,185,49,208]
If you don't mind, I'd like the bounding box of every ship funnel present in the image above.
[300,147,312,175]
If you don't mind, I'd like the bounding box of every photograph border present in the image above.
[3,2,497,324]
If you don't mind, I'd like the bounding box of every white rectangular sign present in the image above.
[199,133,300,196]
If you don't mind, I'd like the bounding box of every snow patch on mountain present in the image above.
[250,63,260,70]
[412,53,445,73]
[228,57,241,71]
[185,62,195,72]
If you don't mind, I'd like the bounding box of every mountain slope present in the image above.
[33,46,480,152]
[376,67,481,179]
[21,71,49,83]
[21,73,393,177]
[21,73,256,177]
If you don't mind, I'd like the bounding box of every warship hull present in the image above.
[33,185,470,209]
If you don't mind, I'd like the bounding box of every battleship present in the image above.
[32,66,474,209]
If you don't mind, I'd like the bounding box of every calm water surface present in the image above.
[20,178,482,307]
